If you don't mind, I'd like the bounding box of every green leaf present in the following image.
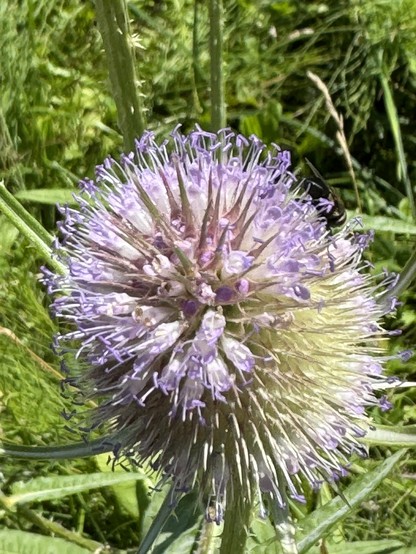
[362,425,416,447]
[95,452,145,519]
[357,215,416,235]
[0,435,118,460]
[0,530,90,554]
[248,517,282,553]
[0,217,19,253]
[296,449,407,553]
[14,188,77,205]
[8,470,147,506]
[152,492,202,554]
[138,488,202,554]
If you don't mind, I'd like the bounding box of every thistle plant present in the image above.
[43,126,398,524]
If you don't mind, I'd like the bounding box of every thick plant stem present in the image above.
[209,0,226,131]
[95,0,146,152]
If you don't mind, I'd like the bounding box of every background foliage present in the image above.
[1,0,416,552]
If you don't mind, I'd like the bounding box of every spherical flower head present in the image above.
[45,126,396,520]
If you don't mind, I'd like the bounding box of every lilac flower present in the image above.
[45,127,396,521]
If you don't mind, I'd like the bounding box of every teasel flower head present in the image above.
[44,127,399,521]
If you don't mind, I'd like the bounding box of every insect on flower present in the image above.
[44,126,401,523]
[301,159,347,229]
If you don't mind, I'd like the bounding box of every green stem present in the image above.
[0,492,102,552]
[94,0,146,152]
[0,182,65,275]
[209,0,226,131]
[0,182,52,245]
[378,57,416,220]
[18,505,103,552]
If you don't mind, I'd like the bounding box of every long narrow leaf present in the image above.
[6,471,147,506]
[0,435,117,460]
[296,449,407,553]
[0,530,91,554]
[361,425,416,448]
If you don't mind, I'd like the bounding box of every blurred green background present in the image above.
[1,0,416,551]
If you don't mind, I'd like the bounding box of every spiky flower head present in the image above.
[45,127,397,520]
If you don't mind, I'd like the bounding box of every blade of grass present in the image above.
[0,326,63,380]
[378,55,415,220]
[307,71,362,213]
[209,0,225,131]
